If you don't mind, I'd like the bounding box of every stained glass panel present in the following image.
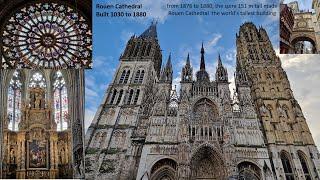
[1,3,92,69]
[53,71,68,131]
[7,71,22,131]
[29,72,46,88]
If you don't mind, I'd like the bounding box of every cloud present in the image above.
[85,108,96,132]
[283,0,313,11]
[204,34,223,54]
[207,34,223,47]
[280,54,320,150]
[131,0,182,23]
[85,56,115,131]
[85,86,99,98]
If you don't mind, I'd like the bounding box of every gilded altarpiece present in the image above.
[2,87,72,179]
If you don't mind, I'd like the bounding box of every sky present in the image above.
[283,0,313,11]
[85,0,320,149]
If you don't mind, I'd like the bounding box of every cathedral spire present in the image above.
[181,53,193,82]
[160,53,173,83]
[200,42,206,70]
[215,54,228,83]
[139,21,158,39]
[186,53,191,67]
[217,53,222,67]
[166,53,172,70]
[196,43,210,82]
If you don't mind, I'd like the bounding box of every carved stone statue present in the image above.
[35,92,41,109]
[10,149,15,164]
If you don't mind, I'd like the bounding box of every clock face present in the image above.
[1,3,92,69]
[297,21,307,28]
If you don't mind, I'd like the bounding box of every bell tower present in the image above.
[236,22,320,179]
[84,22,163,179]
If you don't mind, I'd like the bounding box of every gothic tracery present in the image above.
[1,2,92,68]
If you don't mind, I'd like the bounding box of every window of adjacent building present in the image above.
[53,71,68,131]
[7,71,22,131]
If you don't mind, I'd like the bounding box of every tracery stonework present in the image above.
[0,0,92,69]
[85,22,320,180]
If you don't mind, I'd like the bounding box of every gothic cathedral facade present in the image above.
[85,22,320,179]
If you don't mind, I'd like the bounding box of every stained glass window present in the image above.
[29,72,46,88]
[1,2,92,69]
[7,71,22,131]
[53,71,68,131]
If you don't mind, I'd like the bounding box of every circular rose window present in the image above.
[1,3,92,68]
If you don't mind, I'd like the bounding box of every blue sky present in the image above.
[283,0,313,11]
[85,0,279,129]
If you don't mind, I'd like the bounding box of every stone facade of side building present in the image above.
[85,22,320,180]
[280,0,320,54]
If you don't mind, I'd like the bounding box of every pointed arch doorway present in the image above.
[190,145,226,180]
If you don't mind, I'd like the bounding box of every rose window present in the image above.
[1,3,92,68]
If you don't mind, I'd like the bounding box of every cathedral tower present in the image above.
[236,22,320,179]
[84,22,163,179]
[85,22,319,180]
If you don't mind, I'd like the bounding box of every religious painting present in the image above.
[28,140,48,169]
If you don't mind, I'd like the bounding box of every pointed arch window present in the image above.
[134,69,144,84]
[53,71,68,131]
[116,90,123,104]
[7,71,22,131]
[298,152,311,180]
[134,70,140,83]
[139,70,145,83]
[119,70,130,84]
[124,70,130,83]
[134,89,140,104]
[280,152,294,180]
[127,89,134,104]
[119,70,126,83]
[29,72,46,88]
[110,89,117,104]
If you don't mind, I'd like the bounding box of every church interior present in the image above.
[1,70,73,179]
